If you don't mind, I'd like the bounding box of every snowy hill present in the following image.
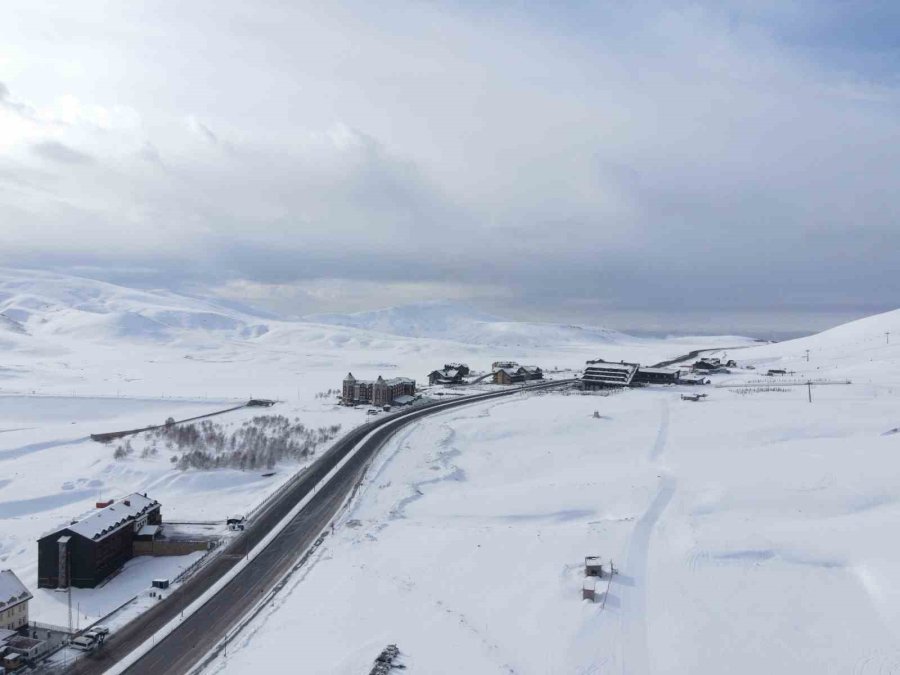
[705,306,900,380]
[306,301,628,347]
[0,269,270,345]
[206,308,900,675]
[0,313,26,334]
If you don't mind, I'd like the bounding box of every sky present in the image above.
[0,1,898,336]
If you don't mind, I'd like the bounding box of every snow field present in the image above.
[206,312,900,674]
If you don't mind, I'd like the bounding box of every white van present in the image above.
[71,635,97,651]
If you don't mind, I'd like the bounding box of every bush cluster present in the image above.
[113,415,341,471]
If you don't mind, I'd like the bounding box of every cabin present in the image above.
[581,361,639,388]
[692,360,720,371]
[37,493,161,589]
[2,635,44,661]
[680,374,711,386]
[492,365,543,385]
[585,556,603,578]
[427,363,470,386]
[0,571,31,631]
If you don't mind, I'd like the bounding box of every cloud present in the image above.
[0,1,898,333]
[187,116,220,145]
[31,140,94,164]
[0,80,39,122]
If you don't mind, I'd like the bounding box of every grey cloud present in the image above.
[0,1,898,335]
[192,119,219,145]
[31,140,95,165]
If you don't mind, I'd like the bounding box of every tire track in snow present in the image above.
[648,399,669,463]
[0,435,89,461]
[620,398,675,675]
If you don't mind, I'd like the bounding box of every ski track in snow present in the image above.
[0,435,89,461]
[619,398,675,675]
[0,487,97,518]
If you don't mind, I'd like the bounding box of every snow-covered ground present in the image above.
[0,269,751,633]
[205,309,900,674]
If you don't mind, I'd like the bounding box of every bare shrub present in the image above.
[136,415,342,471]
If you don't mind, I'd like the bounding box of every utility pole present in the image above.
[67,559,73,636]
[805,349,810,362]
[887,331,891,345]
[807,380,812,403]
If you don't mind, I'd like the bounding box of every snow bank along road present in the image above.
[65,380,572,675]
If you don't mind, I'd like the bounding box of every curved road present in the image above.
[67,379,572,675]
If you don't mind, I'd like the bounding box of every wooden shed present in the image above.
[585,556,603,577]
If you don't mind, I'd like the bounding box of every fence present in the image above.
[89,403,250,443]
[29,620,75,635]
[133,539,214,557]
[717,378,851,388]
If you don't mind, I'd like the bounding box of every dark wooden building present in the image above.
[633,367,680,385]
[427,363,470,386]
[37,493,161,589]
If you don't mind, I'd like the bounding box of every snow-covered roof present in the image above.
[384,376,415,385]
[0,570,32,611]
[0,628,16,644]
[393,395,416,405]
[638,367,677,375]
[585,362,635,372]
[66,493,160,542]
[137,524,160,538]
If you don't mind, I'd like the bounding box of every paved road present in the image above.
[67,380,571,675]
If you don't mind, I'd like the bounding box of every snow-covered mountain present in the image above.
[0,271,631,350]
[0,313,26,334]
[306,301,629,348]
[0,269,270,344]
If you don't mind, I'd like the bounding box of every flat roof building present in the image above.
[582,361,639,388]
[633,367,680,385]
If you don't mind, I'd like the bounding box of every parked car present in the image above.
[85,626,109,643]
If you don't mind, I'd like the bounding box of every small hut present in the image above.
[582,579,597,602]
[585,556,603,577]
